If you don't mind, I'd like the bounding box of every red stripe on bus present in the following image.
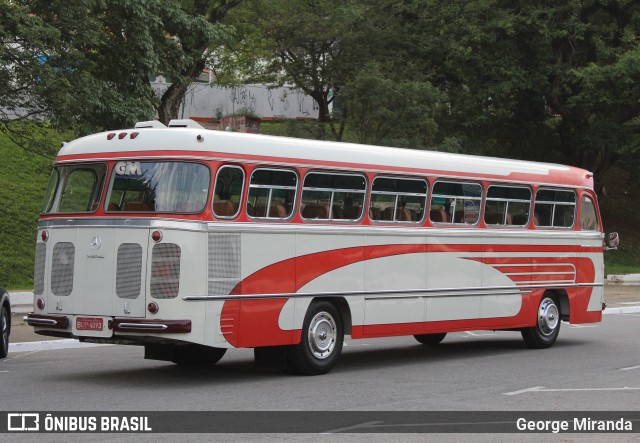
[220,244,597,347]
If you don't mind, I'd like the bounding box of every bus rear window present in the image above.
[41,163,107,214]
[106,161,210,213]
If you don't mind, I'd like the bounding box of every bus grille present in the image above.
[116,243,143,299]
[33,243,46,295]
[150,243,181,299]
[208,233,241,295]
[51,242,75,296]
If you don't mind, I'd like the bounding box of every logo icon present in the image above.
[90,236,102,250]
[7,413,40,431]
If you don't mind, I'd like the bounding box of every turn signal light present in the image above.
[41,230,49,242]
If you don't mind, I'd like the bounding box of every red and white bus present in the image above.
[26,119,618,375]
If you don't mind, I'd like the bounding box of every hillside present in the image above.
[0,134,54,288]
[0,130,637,289]
[599,166,640,275]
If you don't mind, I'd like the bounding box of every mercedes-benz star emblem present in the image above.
[90,236,102,249]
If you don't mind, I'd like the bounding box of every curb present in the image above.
[7,291,33,314]
[607,274,640,285]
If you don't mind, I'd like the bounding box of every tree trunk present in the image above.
[157,82,187,125]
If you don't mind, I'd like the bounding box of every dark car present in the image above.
[0,287,9,358]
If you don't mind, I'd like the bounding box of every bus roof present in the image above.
[56,126,594,189]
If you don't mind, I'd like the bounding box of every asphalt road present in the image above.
[2,310,640,441]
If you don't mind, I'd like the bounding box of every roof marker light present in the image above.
[130,132,139,139]
[118,132,127,139]
[107,133,116,140]
[197,134,204,142]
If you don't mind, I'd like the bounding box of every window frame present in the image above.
[300,171,368,222]
[579,194,599,232]
[212,164,245,220]
[533,187,577,229]
[484,184,532,227]
[430,180,483,226]
[246,167,298,221]
[369,175,428,224]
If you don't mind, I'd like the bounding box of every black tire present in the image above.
[521,295,561,349]
[171,344,226,366]
[286,301,344,375]
[414,333,447,345]
[0,303,9,359]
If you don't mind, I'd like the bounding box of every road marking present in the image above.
[343,342,370,347]
[503,386,546,396]
[619,302,640,305]
[620,365,640,371]
[9,339,111,354]
[504,386,640,395]
[0,370,8,373]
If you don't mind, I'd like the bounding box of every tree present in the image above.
[223,0,368,140]
[0,0,237,144]
[393,0,640,191]
[340,62,442,147]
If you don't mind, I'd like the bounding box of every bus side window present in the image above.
[484,185,531,227]
[300,172,366,221]
[370,176,427,223]
[430,181,482,225]
[534,188,576,228]
[213,165,244,219]
[580,195,599,231]
[247,168,297,220]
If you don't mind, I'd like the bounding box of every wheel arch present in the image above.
[544,289,569,321]
[310,296,352,335]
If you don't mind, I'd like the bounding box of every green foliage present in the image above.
[0,130,56,289]
[339,62,442,147]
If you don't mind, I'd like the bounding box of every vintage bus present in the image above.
[26,119,618,375]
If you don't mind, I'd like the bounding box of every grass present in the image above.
[0,122,637,290]
[0,132,55,289]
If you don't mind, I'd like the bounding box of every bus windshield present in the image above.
[105,161,210,213]
[41,163,107,214]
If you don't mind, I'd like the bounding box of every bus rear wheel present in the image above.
[521,295,561,349]
[414,333,447,345]
[171,344,227,366]
[287,301,344,375]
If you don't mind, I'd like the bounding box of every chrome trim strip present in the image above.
[39,218,208,232]
[183,282,602,301]
[25,318,59,326]
[204,221,605,240]
[117,323,169,331]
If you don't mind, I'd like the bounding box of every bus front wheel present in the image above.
[521,295,561,349]
[287,301,344,375]
[414,333,447,345]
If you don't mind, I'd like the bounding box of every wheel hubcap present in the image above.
[538,298,559,336]
[307,312,337,360]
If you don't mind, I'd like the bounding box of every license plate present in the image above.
[76,317,103,331]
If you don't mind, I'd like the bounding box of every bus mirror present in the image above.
[606,232,619,250]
